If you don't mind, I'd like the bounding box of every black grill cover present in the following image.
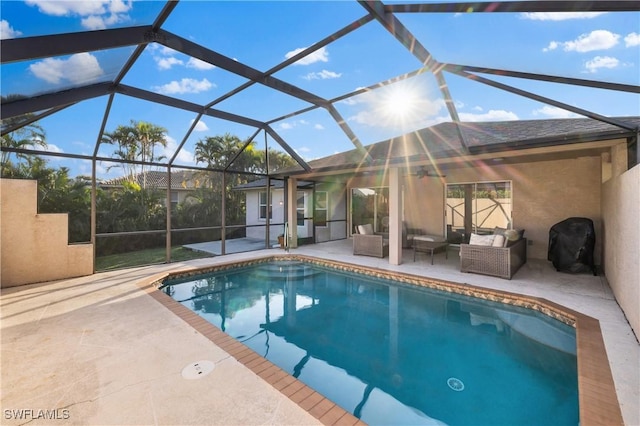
[548,217,596,275]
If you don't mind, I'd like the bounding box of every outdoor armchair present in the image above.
[353,224,389,258]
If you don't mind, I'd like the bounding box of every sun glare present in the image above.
[380,85,421,125]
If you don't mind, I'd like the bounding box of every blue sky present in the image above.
[1,1,639,179]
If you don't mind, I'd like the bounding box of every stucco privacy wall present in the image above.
[602,165,640,338]
[403,156,602,262]
[0,179,93,287]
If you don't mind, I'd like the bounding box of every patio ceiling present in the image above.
[1,1,639,177]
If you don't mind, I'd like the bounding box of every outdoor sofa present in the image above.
[460,228,527,280]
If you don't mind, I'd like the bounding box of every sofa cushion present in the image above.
[469,233,495,246]
[494,227,507,236]
[492,234,506,247]
[414,234,446,243]
[358,224,374,235]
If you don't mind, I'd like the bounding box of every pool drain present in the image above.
[447,377,465,391]
[181,360,215,380]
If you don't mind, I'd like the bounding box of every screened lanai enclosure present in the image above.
[1,1,639,272]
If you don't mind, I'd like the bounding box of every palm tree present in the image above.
[1,95,47,176]
[102,120,167,186]
[194,133,259,187]
[194,133,252,169]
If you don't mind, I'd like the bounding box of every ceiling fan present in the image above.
[407,165,446,179]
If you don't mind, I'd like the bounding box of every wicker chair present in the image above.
[353,233,389,257]
[353,224,389,258]
[460,237,527,280]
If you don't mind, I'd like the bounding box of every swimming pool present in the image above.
[161,258,579,425]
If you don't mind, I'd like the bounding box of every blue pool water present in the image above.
[161,260,578,425]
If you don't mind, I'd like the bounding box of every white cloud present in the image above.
[26,0,132,30]
[156,56,184,70]
[33,143,64,154]
[81,12,129,31]
[29,52,104,84]
[278,119,321,131]
[160,136,195,165]
[533,106,579,119]
[26,0,108,16]
[109,0,131,14]
[191,119,209,132]
[0,20,22,39]
[187,57,215,70]
[285,46,329,65]
[339,97,360,106]
[473,106,484,111]
[459,110,519,122]
[149,45,214,71]
[544,30,620,53]
[303,70,342,80]
[148,44,176,57]
[585,56,620,73]
[521,12,606,21]
[153,78,214,95]
[624,32,640,47]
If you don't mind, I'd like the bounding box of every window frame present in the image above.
[258,191,272,220]
[314,191,328,228]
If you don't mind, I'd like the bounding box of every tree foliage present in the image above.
[1,95,47,177]
[102,120,168,186]
[2,116,298,256]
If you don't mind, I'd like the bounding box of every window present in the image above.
[350,187,389,235]
[170,191,179,207]
[446,181,512,243]
[315,191,328,227]
[296,191,305,226]
[259,191,272,220]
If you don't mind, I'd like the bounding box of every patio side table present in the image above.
[413,238,449,264]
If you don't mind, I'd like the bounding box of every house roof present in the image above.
[101,170,202,190]
[233,178,314,191]
[295,117,640,174]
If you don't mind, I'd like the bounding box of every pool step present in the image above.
[252,262,320,280]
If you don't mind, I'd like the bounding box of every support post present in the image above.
[287,177,298,248]
[166,166,172,263]
[389,167,402,265]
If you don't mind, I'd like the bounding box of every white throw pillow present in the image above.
[358,224,374,235]
[492,234,505,247]
[469,233,495,246]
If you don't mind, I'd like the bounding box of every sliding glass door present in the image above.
[350,187,389,235]
[446,181,512,243]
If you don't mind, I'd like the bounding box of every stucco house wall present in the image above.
[401,155,603,262]
[347,155,603,262]
[1,179,93,287]
[602,164,639,338]
[402,177,446,237]
[244,189,286,241]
